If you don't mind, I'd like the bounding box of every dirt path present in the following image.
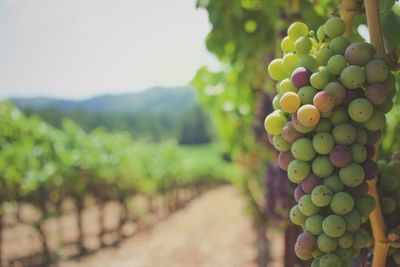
[58,186,259,267]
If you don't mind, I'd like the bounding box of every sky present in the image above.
[0,0,215,99]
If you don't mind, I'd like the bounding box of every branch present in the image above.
[339,0,358,38]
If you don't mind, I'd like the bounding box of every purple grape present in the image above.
[365,83,388,105]
[362,160,378,180]
[301,174,321,193]
[295,184,306,202]
[282,121,304,144]
[291,67,312,89]
[329,145,352,168]
[343,89,363,106]
[278,151,295,171]
[345,181,369,197]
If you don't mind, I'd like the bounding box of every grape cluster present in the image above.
[377,152,400,265]
[265,17,396,267]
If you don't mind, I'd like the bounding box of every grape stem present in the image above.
[364,1,389,267]
[338,0,357,38]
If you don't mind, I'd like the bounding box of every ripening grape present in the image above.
[312,156,334,178]
[330,192,355,215]
[295,243,313,260]
[273,135,290,152]
[291,138,316,161]
[282,122,303,144]
[329,36,350,55]
[313,91,335,113]
[278,151,294,171]
[322,214,346,238]
[298,86,317,105]
[348,98,374,123]
[323,82,345,105]
[327,54,346,75]
[344,209,361,232]
[344,42,373,66]
[288,21,309,40]
[292,113,315,133]
[350,143,367,163]
[305,214,324,235]
[295,185,306,202]
[340,65,365,89]
[365,83,388,105]
[290,204,307,226]
[366,129,382,145]
[323,175,344,193]
[316,47,334,66]
[280,92,301,113]
[332,123,357,145]
[317,233,338,253]
[365,59,389,83]
[311,185,333,207]
[297,104,321,127]
[278,78,297,94]
[339,163,365,187]
[288,159,311,183]
[291,67,312,89]
[310,71,329,89]
[315,118,332,133]
[330,106,349,125]
[281,36,295,53]
[364,109,386,131]
[338,232,354,248]
[324,17,345,38]
[329,145,352,168]
[299,194,320,216]
[301,174,321,193]
[355,195,375,217]
[295,36,312,55]
[268,58,288,81]
[264,111,287,135]
[299,55,319,72]
[282,52,300,73]
[312,132,335,155]
[297,232,317,253]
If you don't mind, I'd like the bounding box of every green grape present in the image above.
[272,135,290,152]
[315,118,332,133]
[305,214,324,235]
[364,109,386,131]
[365,59,389,83]
[381,196,396,214]
[323,82,345,105]
[290,204,306,226]
[272,94,281,110]
[355,127,368,145]
[298,86,317,105]
[338,232,354,248]
[329,36,350,55]
[324,17,345,38]
[392,249,400,264]
[291,138,316,161]
[344,210,361,232]
[299,55,318,72]
[295,36,312,54]
[310,71,329,90]
[281,36,295,53]
[317,25,326,41]
[339,163,365,187]
[317,233,338,253]
[350,248,361,259]
[378,98,394,114]
[282,52,300,73]
[350,143,367,163]
[355,195,375,217]
[312,156,334,178]
[332,123,357,145]
[313,132,334,155]
[264,111,287,135]
[330,106,349,125]
[311,185,333,207]
[348,98,374,123]
[330,192,355,215]
[299,194,320,216]
[336,247,353,261]
[278,78,297,94]
[344,42,372,66]
[316,47,334,66]
[323,175,344,193]
[322,214,346,238]
[288,21,309,40]
[327,54,346,75]
[319,253,341,267]
[379,174,399,192]
[288,159,311,183]
[352,229,369,249]
[268,58,288,81]
[312,248,324,259]
[384,72,396,92]
[340,65,365,89]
